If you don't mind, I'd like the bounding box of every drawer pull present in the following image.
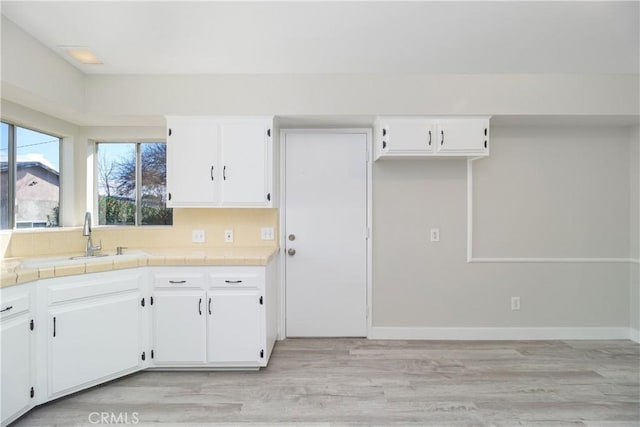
[224,280,243,284]
[198,298,202,315]
[169,280,186,284]
[0,305,13,313]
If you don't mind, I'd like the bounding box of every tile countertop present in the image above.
[1,246,280,288]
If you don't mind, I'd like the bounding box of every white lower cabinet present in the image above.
[1,258,278,425]
[0,284,35,426]
[207,290,262,364]
[153,290,206,364]
[151,264,276,368]
[45,271,145,398]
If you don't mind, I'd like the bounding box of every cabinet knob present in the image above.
[288,234,296,241]
[287,248,296,256]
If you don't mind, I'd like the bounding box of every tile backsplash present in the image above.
[3,208,278,258]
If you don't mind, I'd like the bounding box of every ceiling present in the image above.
[1,1,638,75]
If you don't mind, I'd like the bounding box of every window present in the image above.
[1,122,61,230]
[96,142,172,226]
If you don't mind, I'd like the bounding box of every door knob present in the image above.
[287,248,296,256]
[288,234,296,241]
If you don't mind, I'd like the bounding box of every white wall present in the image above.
[84,74,639,122]
[473,126,630,259]
[1,16,85,119]
[373,125,632,332]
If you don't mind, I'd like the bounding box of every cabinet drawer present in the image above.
[0,293,30,320]
[153,271,206,288]
[209,271,261,289]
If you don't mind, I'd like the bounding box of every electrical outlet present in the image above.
[191,230,205,243]
[511,296,521,311]
[261,227,274,241]
[430,228,440,242]
[224,229,234,243]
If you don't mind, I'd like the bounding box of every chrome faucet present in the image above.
[82,212,102,257]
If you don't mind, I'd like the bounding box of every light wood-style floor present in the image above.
[14,339,640,426]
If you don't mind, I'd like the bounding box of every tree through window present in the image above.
[97,142,172,226]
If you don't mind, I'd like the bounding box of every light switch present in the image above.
[430,228,440,242]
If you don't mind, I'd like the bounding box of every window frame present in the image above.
[94,140,171,227]
[1,121,62,230]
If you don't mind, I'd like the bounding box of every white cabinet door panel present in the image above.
[153,290,206,364]
[49,292,141,396]
[381,118,435,155]
[207,290,261,364]
[220,122,270,206]
[1,313,32,424]
[436,119,489,153]
[166,118,219,206]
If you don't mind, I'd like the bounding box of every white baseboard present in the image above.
[369,326,635,341]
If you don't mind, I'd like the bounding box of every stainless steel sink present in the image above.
[21,250,148,269]
[69,254,109,260]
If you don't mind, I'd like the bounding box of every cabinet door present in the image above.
[1,311,32,424]
[207,290,262,364]
[436,119,489,154]
[166,118,219,206]
[380,118,435,156]
[153,290,206,364]
[219,121,271,206]
[48,292,141,396]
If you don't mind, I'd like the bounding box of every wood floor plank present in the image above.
[12,339,639,426]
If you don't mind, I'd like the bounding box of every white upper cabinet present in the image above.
[376,117,436,156]
[219,121,272,207]
[166,116,273,208]
[435,118,489,155]
[166,117,219,206]
[375,116,490,160]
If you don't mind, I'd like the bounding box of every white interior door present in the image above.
[284,131,368,337]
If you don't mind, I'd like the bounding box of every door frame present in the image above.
[278,128,373,339]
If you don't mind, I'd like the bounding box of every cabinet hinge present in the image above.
[259,296,263,305]
[141,352,146,361]
[267,128,271,138]
[30,319,34,331]
[266,193,271,202]
[260,349,264,359]
[141,298,145,307]
[168,128,172,136]
[30,387,34,399]
[150,296,154,306]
